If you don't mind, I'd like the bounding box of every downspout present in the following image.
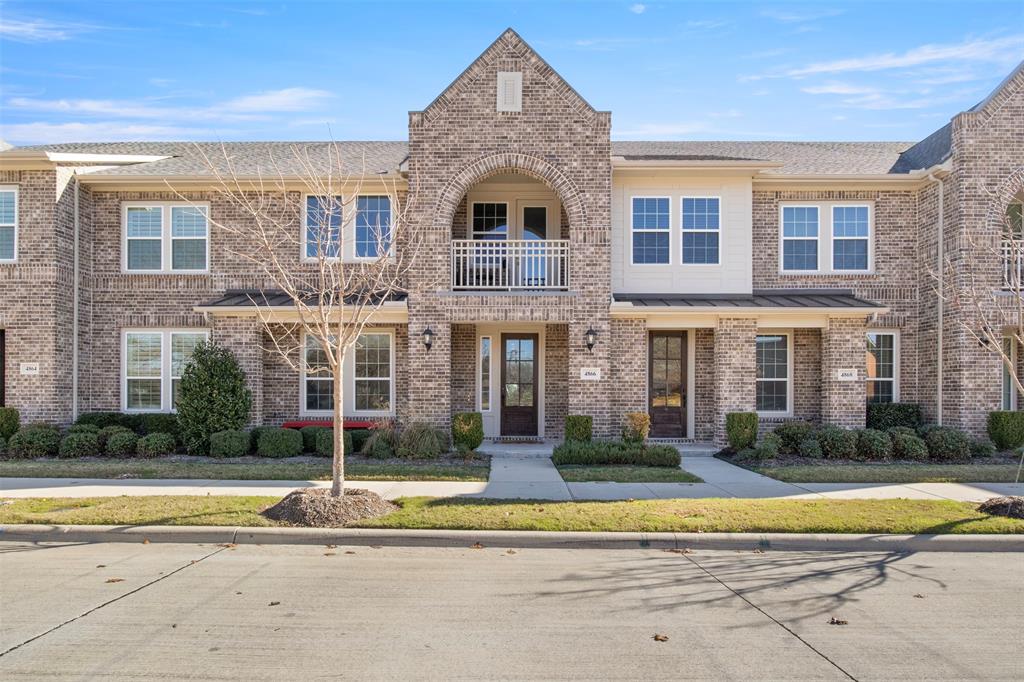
[927,171,944,425]
[72,172,80,422]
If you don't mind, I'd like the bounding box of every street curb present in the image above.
[2,524,1022,552]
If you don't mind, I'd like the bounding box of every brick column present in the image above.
[820,316,867,428]
[609,318,647,430]
[211,316,263,426]
[714,317,757,444]
[568,316,613,437]
[406,314,451,430]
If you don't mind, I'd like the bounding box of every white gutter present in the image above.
[928,171,945,425]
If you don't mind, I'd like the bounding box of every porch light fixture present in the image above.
[584,327,598,353]
[422,327,434,352]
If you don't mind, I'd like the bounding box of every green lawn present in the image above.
[556,465,702,483]
[0,458,490,482]
[2,495,1021,534]
[754,463,1022,484]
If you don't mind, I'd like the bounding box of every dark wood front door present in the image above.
[501,333,538,436]
[649,331,686,438]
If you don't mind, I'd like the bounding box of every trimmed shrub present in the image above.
[621,412,651,444]
[136,432,176,458]
[773,420,814,454]
[350,429,373,453]
[725,412,758,450]
[0,436,5,457]
[565,415,593,442]
[891,432,928,461]
[887,426,918,440]
[175,341,252,455]
[75,412,126,430]
[98,425,133,450]
[256,427,303,458]
[552,441,680,467]
[135,413,179,440]
[856,428,892,461]
[7,425,61,459]
[314,428,353,458]
[300,426,328,453]
[971,439,997,458]
[59,432,101,458]
[452,412,484,452]
[866,403,922,431]
[67,423,101,435]
[362,429,397,459]
[924,427,971,463]
[751,433,781,460]
[798,437,823,458]
[0,407,20,440]
[105,431,138,457]
[817,425,857,459]
[987,411,1024,450]
[210,430,251,458]
[397,422,449,459]
[249,426,276,453]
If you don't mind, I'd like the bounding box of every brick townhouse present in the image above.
[0,29,1022,444]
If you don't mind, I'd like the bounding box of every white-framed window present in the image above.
[866,331,898,404]
[304,195,342,260]
[479,336,492,411]
[0,185,18,262]
[781,206,819,271]
[123,329,208,412]
[354,195,392,258]
[631,196,671,264]
[756,332,792,416]
[1002,337,1018,411]
[832,205,870,271]
[471,202,508,241]
[1002,202,1023,289]
[123,202,209,273]
[302,331,395,416]
[681,197,720,265]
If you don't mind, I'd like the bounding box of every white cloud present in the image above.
[0,17,101,42]
[760,8,844,24]
[629,4,646,14]
[0,121,211,144]
[801,81,880,96]
[685,19,730,30]
[614,122,713,137]
[220,88,334,113]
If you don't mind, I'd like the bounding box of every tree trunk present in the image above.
[332,363,345,497]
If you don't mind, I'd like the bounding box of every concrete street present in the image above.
[1,541,1021,680]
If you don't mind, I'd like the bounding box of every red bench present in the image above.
[281,420,376,430]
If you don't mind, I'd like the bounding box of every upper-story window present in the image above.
[355,195,392,258]
[681,197,720,264]
[124,203,208,273]
[631,197,670,264]
[1003,202,1023,289]
[304,195,342,260]
[781,206,819,271]
[832,206,870,271]
[0,186,17,262]
[472,202,508,241]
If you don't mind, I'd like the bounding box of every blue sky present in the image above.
[1,1,1022,145]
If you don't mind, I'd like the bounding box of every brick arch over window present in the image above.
[432,152,588,234]
[990,165,1024,231]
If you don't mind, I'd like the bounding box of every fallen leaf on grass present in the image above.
[828,617,848,625]
[105,578,125,583]
[142,538,150,545]
[171,624,177,629]
[268,601,281,607]
[653,634,669,642]
[505,549,517,555]
[235,592,242,595]
[470,542,485,549]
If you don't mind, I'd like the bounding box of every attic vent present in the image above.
[496,71,522,112]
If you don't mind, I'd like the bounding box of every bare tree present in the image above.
[177,142,428,497]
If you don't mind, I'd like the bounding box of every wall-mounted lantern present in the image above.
[422,327,434,352]
[584,327,598,353]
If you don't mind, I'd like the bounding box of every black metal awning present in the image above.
[613,289,885,311]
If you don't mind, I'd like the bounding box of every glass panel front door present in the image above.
[649,331,687,438]
[501,334,538,436]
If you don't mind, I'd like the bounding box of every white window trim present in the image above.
[680,195,722,266]
[302,193,343,263]
[478,335,492,412]
[831,204,873,273]
[352,193,395,261]
[1002,337,1018,411]
[778,204,821,273]
[756,330,794,418]
[866,330,900,403]
[0,185,18,263]
[122,329,208,413]
[630,195,672,266]
[470,201,510,241]
[778,202,875,275]
[122,202,210,274]
[300,330,396,418]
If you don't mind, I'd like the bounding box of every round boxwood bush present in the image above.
[970,439,997,458]
[98,425,133,450]
[210,429,251,458]
[891,432,928,461]
[397,422,449,459]
[0,407,20,441]
[300,426,328,453]
[564,415,592,442]
[74,412,126,430]
[816,425,857,459]
[314,428,354,458]
[856,428,892,461]
[621,412,651,444]
[725,412,758,450]
[67,423,101,435]
[256,427,303,458]
[866,403,922,431]
[924,426,971,463]
[350,429,373,453]
[362,429,398,459]
[105,430,138,457]
[752,433,781,460]
[798,437,823,458]
[452,412,484,452]
[59,432,101,458]
[987,411,1024,450]
[773,420,814,454]
[7,425,61,459]
[175,341,252,455]
[136,432,177,458]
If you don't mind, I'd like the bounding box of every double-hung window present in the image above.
[124,203,208,272]
[354,333,392,411]
[305,195,342,259]
[124,330,207,412]
[866,332,897,403]
[471,202,508,241]
[303,332,394,415]
[355,195,392,258]
[0,186,17,261]
[756,333,790,414]
[631,197,670,264]
[832,206,870,271]
[681,197,720,264]
[781,206,819,271]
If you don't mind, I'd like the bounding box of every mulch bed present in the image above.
[262,487,398,527]
[977,496,1024,519]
